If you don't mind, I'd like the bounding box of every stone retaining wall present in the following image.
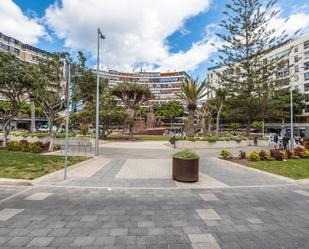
[176,140,269,149]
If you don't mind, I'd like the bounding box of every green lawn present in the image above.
[245,159,309,180]
[0,149,89,180]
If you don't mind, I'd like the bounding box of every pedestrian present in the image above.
[282,135,289,150]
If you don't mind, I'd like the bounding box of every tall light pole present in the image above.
[95,28,105,157]
[63,56,71,180]
[290,79,294,150]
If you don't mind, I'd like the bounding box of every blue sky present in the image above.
[1,0,309,78]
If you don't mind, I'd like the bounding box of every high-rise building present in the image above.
[0,32,51,130]
[97,69,191,104]
[207,33,309,136]
[0,32,50,64]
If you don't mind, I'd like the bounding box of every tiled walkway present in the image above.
[0,185,308,248]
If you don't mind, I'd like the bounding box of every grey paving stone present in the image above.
[26,236,54,247]
[247,218,263,224]
[6,236,33,246]
[199,193,219,201]
[72,236,96,246]
[110,228,128,236]
[196,209,222,221]
[115,235,137,245]
[25,192,52,200]
[94,236,116,246]
[0,208,24,221]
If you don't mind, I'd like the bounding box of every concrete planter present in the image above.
[175,140,249,149]
[172,157,199,182]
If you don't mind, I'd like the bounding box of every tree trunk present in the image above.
[246,116,252,137]
[216,101,223,136]
[187,109,195,137]
[30,99,36,133]
[128,109,135,140]
[48,132,56,151]
[2,125,8,148]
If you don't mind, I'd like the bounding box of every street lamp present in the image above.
[95,28,105,157]
[63,55,71,180]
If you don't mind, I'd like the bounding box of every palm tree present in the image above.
[176,78,208,137]
[112,83,152,139]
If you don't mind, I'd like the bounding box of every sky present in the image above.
[1,0,309,79]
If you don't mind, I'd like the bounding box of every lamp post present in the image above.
[63,56,71,180]
[95,28,105,157]
[290,78,294,150]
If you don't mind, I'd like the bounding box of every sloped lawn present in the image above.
[0,149,89,180]
[244,159,309,180]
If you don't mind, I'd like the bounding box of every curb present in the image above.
[0,178,33,186]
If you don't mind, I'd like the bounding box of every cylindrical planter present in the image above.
[172,157,199,182]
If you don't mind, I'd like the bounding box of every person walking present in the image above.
[282,135,289,150]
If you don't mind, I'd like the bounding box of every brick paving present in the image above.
[0,185,308,248]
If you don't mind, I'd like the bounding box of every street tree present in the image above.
[32,54,65,151]
[0,52,34,147]
[158,101,184,127]
[176,78,208,137]
[111,83,152,139]
[213,0,297,136]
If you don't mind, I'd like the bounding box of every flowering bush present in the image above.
[294,147,304,158]
[249,151,260,161]
[270,149,287,161]
[7,140,48,153]
[220,149,232,159]
[259,150,270,161]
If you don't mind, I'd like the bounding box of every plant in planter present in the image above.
[172,150,199,182]
[220,149,232,159]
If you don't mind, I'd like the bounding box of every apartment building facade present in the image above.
[0,32,50,64]
[207,33,309,136]
[97,69,191,104]
[0,32,50,130]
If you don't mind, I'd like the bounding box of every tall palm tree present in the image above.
[176,78,208,137]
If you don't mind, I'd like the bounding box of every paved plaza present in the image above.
[0,141,309,248]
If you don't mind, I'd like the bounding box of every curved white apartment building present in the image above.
[97,69,191,104]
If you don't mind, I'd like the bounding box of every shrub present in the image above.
[286,150,295,159]
[270,149,286,161]
[28,142,42,153]
[294,147,304,158]
[303,150,309,159]
[249,151,260,161]
[220,149,232,159]
[80,123,89,136]
[173,150,199,160]
[7,141,22,151]
[239,151,246,159]
[258,150,270,161]
[207,136,218,143]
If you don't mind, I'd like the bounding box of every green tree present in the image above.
[111,83,152,139]
[212,88,228,136]
[266,88,305,122]
[252,121,263,132]
[176,78,208,136]
[32,54,65,151]
[158,101,184,127]
[0,52,34,147]
[214,0,296,136]
[230,123,240,134]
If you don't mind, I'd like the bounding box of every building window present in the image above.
[304,40,309,50]
[305,62,309,71]
[305,72,309,81]
[305,51,309,60]
[305,105,309,113]
[305,94,309,102]
[276,70,289,78]
[294,46,298,53]
[294,55,299,62]
[295,65,299,73]
[305,83,309,91]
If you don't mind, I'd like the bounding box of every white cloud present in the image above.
[0,0,46,45]
[45,0,214,72]
[269,11,309,36]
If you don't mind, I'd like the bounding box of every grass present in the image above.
[0,149,89,180]
[244,159,309,180]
